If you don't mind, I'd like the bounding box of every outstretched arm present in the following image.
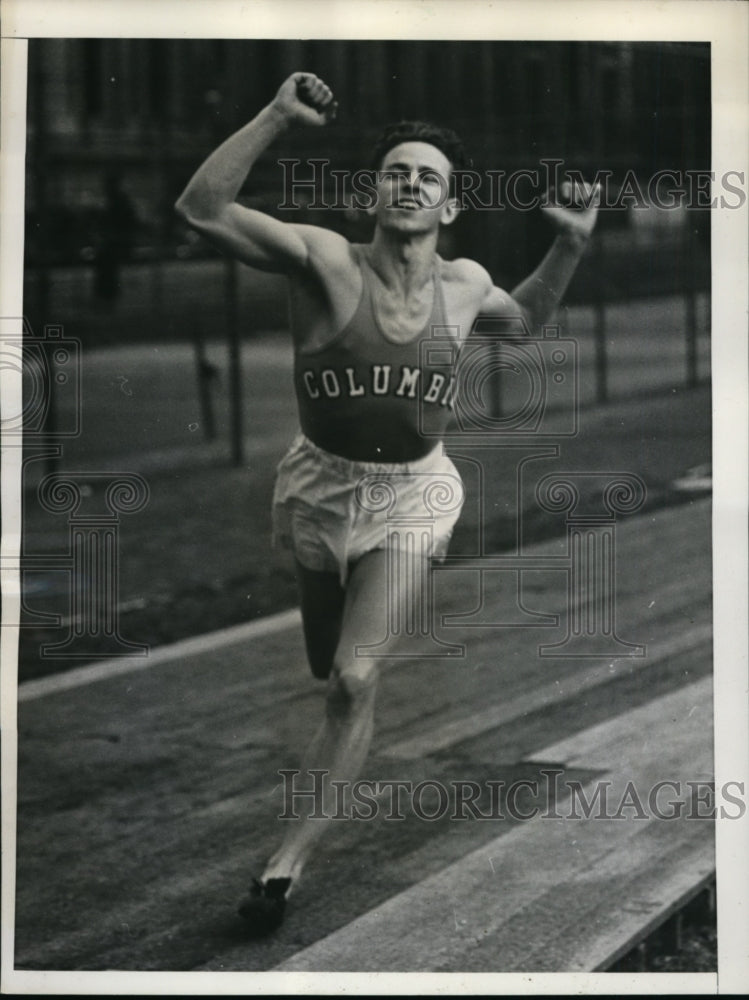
[480,181,600,329]
[174,74,338,273]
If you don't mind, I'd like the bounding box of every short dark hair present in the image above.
[370,121,469,173]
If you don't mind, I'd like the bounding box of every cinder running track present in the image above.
[12,495,713,974]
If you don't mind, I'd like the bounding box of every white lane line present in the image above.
[671,463,712,493]
[17,497,711,706]
[17,607,301,703]
[523,672,714,768]
[276,678,713,972]
[379,621,713,761]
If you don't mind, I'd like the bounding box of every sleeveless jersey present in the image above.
[293,245,458,461]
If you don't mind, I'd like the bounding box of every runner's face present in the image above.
[374,142,455,231]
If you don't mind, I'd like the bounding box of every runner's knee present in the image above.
[326,657,377,717]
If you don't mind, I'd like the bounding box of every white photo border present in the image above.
[1,0,746,995]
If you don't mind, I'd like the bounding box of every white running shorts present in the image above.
[272,433,465,586]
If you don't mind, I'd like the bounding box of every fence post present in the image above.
[685,228,699,387]
[193,334,217,441]
[225,257,244,465]
[592,236,608,404]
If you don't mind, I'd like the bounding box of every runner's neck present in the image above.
[367,228,440,297]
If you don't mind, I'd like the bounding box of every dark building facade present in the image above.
[25,38,710,287]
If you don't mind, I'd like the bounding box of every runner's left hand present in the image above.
[541,180,601,241]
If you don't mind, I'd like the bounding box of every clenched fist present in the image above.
[541,180,601,242]
[271,73,338,127]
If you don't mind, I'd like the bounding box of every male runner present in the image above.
[175,72,598,935]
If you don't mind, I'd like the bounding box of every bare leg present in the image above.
[262,548,396,884]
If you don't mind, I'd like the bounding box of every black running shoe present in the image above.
[238,877,292,935]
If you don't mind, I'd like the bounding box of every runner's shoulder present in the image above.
[295,223,358,273]
[440,256,494,292]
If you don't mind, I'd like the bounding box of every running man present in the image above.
[175,72,599,934]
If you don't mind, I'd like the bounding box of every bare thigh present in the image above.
[296,547,434,680]
[335,549,391,664]
[336,547,433,667]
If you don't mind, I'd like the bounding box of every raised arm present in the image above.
[480,181,600,330]
[174,73,339,273]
